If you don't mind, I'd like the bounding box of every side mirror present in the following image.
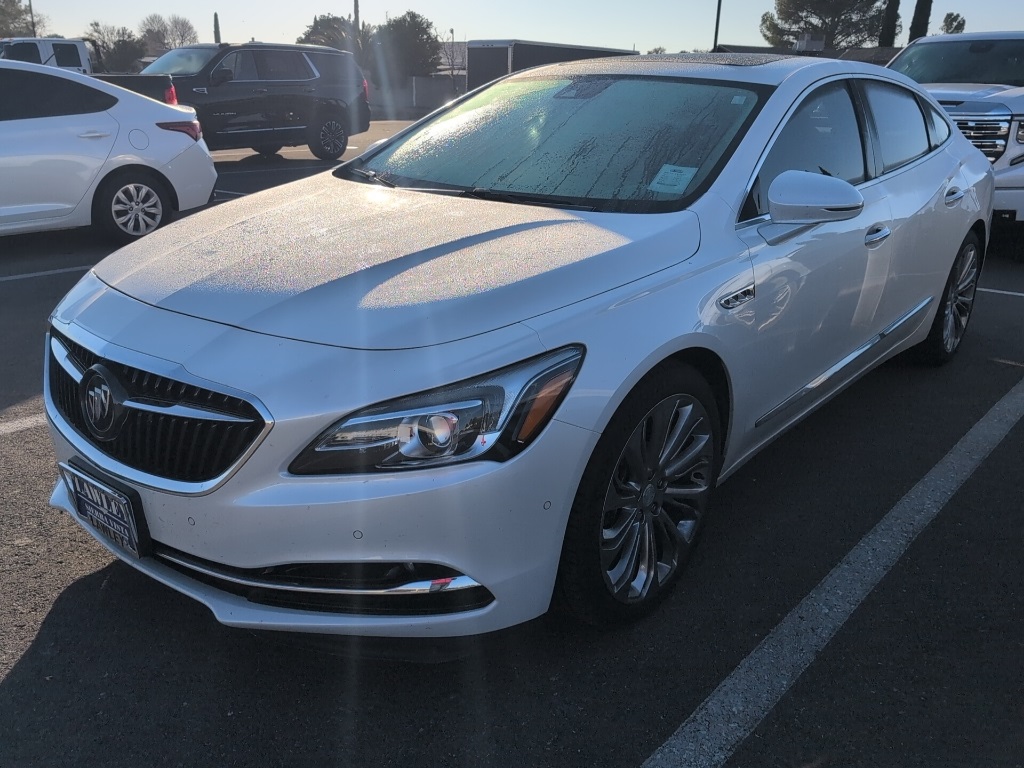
[767,170,864,225]
[210,67,234,87]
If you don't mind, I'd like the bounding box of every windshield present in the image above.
[357,74,769,213]
[142,46,220,76]
[890,39,1024,87]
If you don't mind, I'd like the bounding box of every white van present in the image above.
[0,38,93,74]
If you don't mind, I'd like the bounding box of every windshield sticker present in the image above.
[648,165,697,194]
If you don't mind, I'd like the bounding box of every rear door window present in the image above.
[52,43,84,69]
[256,50,314,81]
[862,81,931,173]
[0,69,117,121]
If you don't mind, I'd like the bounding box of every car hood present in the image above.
[94,173,700,350]
[925,83,1024,111]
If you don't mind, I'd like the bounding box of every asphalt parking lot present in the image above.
[1,131,1023,767]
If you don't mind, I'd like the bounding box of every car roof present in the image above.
[513,53,894,87]
[176,42,348,54]
[906,31,1024,44]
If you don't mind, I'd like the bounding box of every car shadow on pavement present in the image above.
[0,560,691,768]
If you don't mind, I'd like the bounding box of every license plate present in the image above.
[60,463,142,558]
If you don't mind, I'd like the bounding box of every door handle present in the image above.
[252,88,269,94]
[945,187,966,206]
[78,131,111,139]
[864,225,892,247]
[303,87,316,92]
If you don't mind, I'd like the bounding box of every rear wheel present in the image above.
[914,231,981,365]
[308,114,348,160]
[557,362,721,625]
[94,171,172,244]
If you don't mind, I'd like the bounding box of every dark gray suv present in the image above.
[142,42,371,160]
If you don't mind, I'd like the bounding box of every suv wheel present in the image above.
[308,114,349,160]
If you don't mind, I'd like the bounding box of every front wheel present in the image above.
[914,231,981,365]
[94,172,172,244]
[556,362,721,626]
[308,114,348,160]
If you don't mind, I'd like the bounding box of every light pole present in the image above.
[28,0,37,36]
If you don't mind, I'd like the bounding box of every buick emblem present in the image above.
[79,364,128,442]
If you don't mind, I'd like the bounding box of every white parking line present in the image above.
[0,265,91,283]
[978,287,1024,298]
[0,413,48,436]
[643,374,1024,768]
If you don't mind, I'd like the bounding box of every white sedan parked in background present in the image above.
[45,54,992,638]
[0,60,216,242]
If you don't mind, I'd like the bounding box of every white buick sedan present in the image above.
[46,55,992,637]
[0,60,215,242]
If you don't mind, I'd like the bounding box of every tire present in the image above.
[308,113,349,160]
[252,145,283,157]
[914,231,981,365]
[94,171,172,244]
[556,362,721,626]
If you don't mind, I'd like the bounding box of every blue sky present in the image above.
[35,0,1018,53]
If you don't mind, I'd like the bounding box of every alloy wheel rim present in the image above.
[942,242,978,354]
[319,121,346,155]
[600,394,714,604]
[111,183,162,236]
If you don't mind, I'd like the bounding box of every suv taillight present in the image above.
[164,83,178,105]
[157,120,202,141]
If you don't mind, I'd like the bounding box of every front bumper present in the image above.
[45,284,597,637]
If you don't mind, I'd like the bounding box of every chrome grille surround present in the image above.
[45,321,273,495]
[954,118,1010,162]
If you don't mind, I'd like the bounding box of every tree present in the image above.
[878,0,900,46]
[84,21,147,73]
[760,0,889,49]
[372,10,441,83]
[166,15,199,48]
[907,0,932,41]
[438,28,465,94]
[647,46,667,54]
[940,12,965,34]
[139,13,169,54]
[297,14,355,51]
[1,0,48,36]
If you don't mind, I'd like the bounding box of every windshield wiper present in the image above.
[462,188,596,211]
[337,167,396,187]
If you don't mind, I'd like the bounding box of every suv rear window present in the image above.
[306,51,353,83]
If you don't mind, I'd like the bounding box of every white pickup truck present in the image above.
[0,37,93,73]
[889,31,1024,226]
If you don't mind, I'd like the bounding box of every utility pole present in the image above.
[354,1,359,32]
[213,12,221,44]
[28,0,37,36]
[713,0,723,50]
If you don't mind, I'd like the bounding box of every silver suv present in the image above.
[889,31,1024,226]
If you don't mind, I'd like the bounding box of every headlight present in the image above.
[289,346,585,474]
